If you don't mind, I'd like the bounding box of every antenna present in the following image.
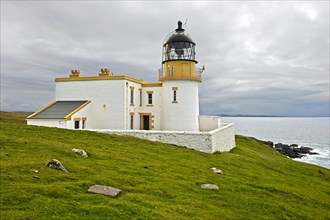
[183,18,188,29]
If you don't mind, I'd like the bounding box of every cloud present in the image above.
[1,1,329,116]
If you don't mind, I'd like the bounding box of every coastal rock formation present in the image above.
[45,159,68,172]
[274,143,319,158]
[261,141,319,159]
[259,140,274,148]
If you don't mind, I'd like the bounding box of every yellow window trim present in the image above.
[142,82,162,87]
[130,86,135,90]
[65,100,91,120]
[27,101,58,119]
[146,104,154,107]
[146,91,154,94]
[172,87,178,90]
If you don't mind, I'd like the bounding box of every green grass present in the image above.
[0,112,329,219]
[0,111,30,124]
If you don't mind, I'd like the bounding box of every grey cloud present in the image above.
[1,1,329,116]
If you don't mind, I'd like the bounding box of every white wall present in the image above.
[56,80,125,129]
[27,119,67,128]
[91,123,235,153]
[199,115,221,131]
[161,81,200,131]
[66,103,92,129]
[211,123,236,152]
[139,86,162,130]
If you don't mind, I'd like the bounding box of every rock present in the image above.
[33,175,40,179]
[88,185,122,198]
[201,184,219,190]
[72,148,88,157]
[260,140,274,148]
[308,152,319,155]
[299,146,313,154]
[45,159,68,173]
[273,143,318,158]
[211,167,223,174]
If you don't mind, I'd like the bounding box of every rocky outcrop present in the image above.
[261,141,319,158]
[72,148,88,157]
[45,159,68,172]
[259,140,274,148]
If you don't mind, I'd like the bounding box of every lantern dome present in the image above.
[162,21,197,63]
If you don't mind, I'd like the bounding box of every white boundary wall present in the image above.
[90,123,235,153]
[199,115,221,131]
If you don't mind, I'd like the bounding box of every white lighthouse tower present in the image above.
[159,21,203,131]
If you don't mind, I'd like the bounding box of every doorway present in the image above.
[139,113,152,130]
[143,115,150,130]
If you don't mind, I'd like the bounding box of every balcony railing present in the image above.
[158,66,203,82]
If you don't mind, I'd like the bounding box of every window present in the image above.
[173,90,177,102]
[82,118,86,129]
[130,115,134,129]
[139,89,142,106]
[146,91,153,105]
[172,87,178,103]
[148,93,153,105]
[130,89,134,105]
[74,121,80,129]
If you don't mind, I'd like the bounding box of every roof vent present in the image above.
[175,20,184,32]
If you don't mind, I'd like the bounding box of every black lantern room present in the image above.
[162,21,197,63]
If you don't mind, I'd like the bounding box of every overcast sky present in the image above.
[1,1,329,116]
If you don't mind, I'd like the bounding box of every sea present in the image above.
[221,117,330,169]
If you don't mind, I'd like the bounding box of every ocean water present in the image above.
[221,117,330,169]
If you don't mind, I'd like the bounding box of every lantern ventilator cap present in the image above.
[175,21,185,32]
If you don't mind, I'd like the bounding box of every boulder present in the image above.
[211,167,223,174]
[88,185,122,198]
[299,146,314,154]
[201,184,219,190]
[72,148,88,157]
[260,140,274,148]
[45,159,68,172]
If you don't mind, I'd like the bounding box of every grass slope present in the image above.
[0,112,329,219]
[0,111,30,124]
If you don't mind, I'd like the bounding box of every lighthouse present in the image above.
[159,21,203,131]
[27,20,235,152]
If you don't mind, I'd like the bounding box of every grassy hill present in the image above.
[0,112,329,219]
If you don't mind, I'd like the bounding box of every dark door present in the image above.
[143,115,150,130]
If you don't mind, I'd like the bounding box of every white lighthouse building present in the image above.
[27,21,203,132]
[27,21,235,153]
[160,21,201,131]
